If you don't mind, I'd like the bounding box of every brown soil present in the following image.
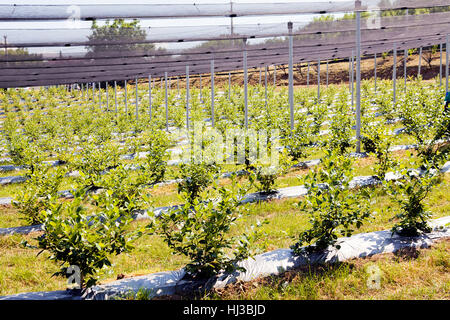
[151,50,446,90]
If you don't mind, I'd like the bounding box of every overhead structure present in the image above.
[2,0,449,21]
[1,1,449,151]
[0,1,449,87]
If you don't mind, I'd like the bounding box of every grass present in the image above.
[204,239,450,300]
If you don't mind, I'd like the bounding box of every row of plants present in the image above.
[21,137,448,291]
[0,77,441,189]
[0,76,449,295]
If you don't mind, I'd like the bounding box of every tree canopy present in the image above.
[86,18,157,56]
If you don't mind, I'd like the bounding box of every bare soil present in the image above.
[152,51,446,89]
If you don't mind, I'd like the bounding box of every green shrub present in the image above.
[140,129,171,184]
[71,141,120,190]
[248,151,292,193]
[148,176,264,279]
[386,161,438,237]
[36,190,141,288]
[361,123,397,180]
[282,117,314,162]
[12,164,66,225]
[95,164,152,215]
[291,150,372,254]
[328,111,352,155]
[398,88,449,168]
[177,162,220,203]
[4,130,46,174]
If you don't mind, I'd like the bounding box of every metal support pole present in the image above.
[418,47,422,78]
[374,53,377,93]
[440,42,443,87]
[317,60,321,102]
[124,80,128,114]
[98,82,101,108]
[264,65,268,108]
[106,82,109,111]
[199,74,203,102]
[114,81,117,113]
[393,44,397,106]
[307,62,310,87]
[326,60,329,88]
[228,72,231,100]
[148,75,152,120]
[243,38,248,129]
[165,72,169,131]
[135,78,139,121]
[92,82,96,105]
[348,55,353,95]
[186,66,190,131]
[211,59,215,127]
[355,1,362,153]
[288,21,294,130]
[177,77,179,95]
[446,34,449,92]
[404,49,408,91]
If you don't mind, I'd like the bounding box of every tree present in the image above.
[423,45,439,70]
[86,18,155,55]
[0,47,43,66]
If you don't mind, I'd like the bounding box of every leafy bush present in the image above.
[281,117,314,162]
[398,86,449,168]
[36,190,141,288]
[328,111,353,155]
[176,162,220,203]
[291,150,372,254]
[95,164,152,215]
[385,161,438,237]
[248,151,292,193]
[242,132,291,193]
[140,129,171,185]
[148,176,264,279]
[3,116,46,174]
[361,122,397,180]
[71,141,120,190]
[13,164,66,225]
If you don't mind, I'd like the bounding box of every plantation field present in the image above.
[206,239,450,300]
[0,76,449,298]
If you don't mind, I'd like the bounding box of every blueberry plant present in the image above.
[291,150,372,254]
[176,161,220,203]
[35,189,142,289]
[148,174,263,279]
[385,159,439,237]
[13,164,66,225]
[361,118,397,181]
